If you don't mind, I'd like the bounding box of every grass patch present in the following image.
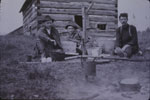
[138,29,150,50]
[0,35,36,62]
[0,35,63,99]
[0,29,149,99]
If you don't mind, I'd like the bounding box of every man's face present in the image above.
[67,26,75,34]
[119,17,128,25]
[44,20,53,28]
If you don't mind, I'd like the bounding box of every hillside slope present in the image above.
[0,35,36,62]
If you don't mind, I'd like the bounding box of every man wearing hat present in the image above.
[35,15,64,61]
[63,21,83,55]
[65,21,81,41]
[114,13,139,58]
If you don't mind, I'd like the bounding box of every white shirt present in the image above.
[46,28,51,35]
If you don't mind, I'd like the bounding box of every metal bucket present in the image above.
[82,61,96,77]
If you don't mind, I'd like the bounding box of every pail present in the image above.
[87,47,102,56]
[119,78,141,91]
[82,61,96,77]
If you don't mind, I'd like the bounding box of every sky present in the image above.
[118,0,150,28]
[0,0,150,35]
[0,0,25,35]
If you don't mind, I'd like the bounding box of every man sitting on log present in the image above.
[34,15,65,61]
[114,13,139,58]
[62,21,83,55]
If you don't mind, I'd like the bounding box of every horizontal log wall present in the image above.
[89,15,117,23]
[41,0,116,4]
[89,21,117,30]
[39,8,117,16]
[38,14,73,21]
[40,1,117,11]
[23,0,38,35]
[21,0,118,53]
[38,0,117,35]
[22,0,33,17]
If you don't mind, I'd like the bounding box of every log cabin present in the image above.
[20,0,118,54]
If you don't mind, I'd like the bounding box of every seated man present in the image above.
[114,13,139,58]
[34,15,65,61]
[62,21,83,55]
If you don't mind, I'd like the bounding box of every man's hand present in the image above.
[122,44,131,52]
[114,47,124,57]
[68,38,79,43]
[49,39,57,46]
[115,47,123,54]
[51,40,57,46]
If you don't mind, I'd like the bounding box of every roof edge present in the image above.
[19,0,32,13]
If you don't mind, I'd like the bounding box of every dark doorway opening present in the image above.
[74,15,82,28]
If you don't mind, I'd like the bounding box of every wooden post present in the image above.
[81,2,94,55]
[81,6,96,81]
[82,6,87,55]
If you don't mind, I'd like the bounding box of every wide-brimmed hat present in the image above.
[40,15,54,23]
[65,21,80,29]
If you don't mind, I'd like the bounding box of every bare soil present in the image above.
[50,58,150,100]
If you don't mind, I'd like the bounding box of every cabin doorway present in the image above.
[74,15,83,28]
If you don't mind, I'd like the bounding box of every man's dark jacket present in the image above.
[37,26,63,49]
[115,24,139,53]
[35,26,64,59]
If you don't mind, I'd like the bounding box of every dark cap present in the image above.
[65,21,80,29]
[119,13,128,19]
[40,15,54,23]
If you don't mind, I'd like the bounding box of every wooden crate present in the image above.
[61,40,77,53]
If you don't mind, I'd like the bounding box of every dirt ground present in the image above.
[17,53,149,100]
[56,62,150,100]
[0,31,150,99]
[52,58,150,100]
[0,52,149,99]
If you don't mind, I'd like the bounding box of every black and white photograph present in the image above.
[0,0,150,99]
